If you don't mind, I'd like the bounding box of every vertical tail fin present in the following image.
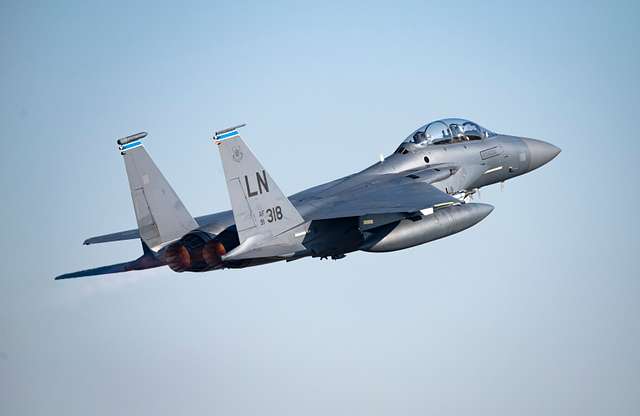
[213,125,304,245]
[118,132,198,250]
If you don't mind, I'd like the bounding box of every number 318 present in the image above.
[266,206,283,223]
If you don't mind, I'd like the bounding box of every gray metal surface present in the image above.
[214,127,305,245]
[296,172,459,220]
[57,117,561,278]
[117,131,148,145]
[362,203,494,252]
[121,139,198,250]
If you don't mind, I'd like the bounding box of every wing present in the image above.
[294,168,459,221]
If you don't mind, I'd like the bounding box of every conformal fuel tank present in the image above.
[361,203,494,252]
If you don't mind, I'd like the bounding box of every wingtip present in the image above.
[53,262,131,280]
[54,272,77,280]
[117,131,148,145]
[214,123,246,137]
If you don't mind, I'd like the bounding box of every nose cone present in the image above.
[524,138,561,171]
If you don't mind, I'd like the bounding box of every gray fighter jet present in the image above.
[56,118,560,279]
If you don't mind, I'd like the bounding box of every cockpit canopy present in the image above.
[402,118,495,148]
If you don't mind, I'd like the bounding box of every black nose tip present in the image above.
[523,138,561,170]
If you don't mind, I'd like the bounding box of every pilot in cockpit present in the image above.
[450,123,465,143]
[395,118,494,154]
[413,130,427,144]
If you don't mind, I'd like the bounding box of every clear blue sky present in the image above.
[1,1,639,415]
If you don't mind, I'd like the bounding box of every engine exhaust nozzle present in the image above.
[164,244,192,272]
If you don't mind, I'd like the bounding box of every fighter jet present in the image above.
[55,118,560,279]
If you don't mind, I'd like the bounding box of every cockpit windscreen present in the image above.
[402,118,495,147]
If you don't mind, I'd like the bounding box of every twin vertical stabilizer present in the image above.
[213,125,306,259]
[55,132,196,279]
[119,133,198,250]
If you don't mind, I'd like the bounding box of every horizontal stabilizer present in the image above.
[55,243,164,280]
[81,212,235,246]
[55,262,132,279]
[84,229,140,245]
